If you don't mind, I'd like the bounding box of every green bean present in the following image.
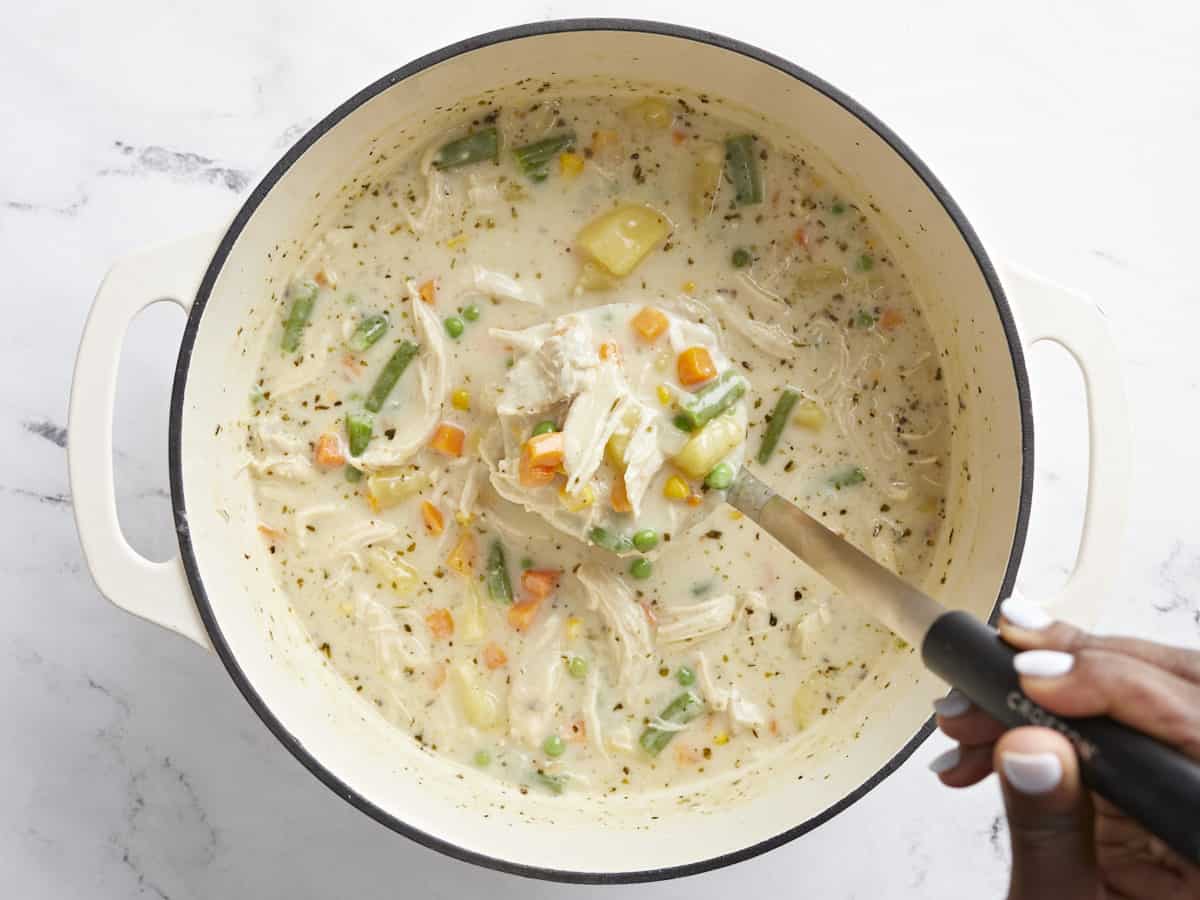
[830,465,866,490]
[363,340,419,414]
[513,131,576,182]
[485,539,514,605]
[348,313,389,353]
[639,691,705,756]
[345,411,374,458]
[757,388,800,464]
[344,465,363,483]
[280,280,318,353]
[724,134,763,206]
[674,370,747,432]
[433,127,499,170]
[532,770,566,795]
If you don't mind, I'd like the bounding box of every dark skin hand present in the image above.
[932,599,1200,899]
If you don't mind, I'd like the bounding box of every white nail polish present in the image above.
[1014,649,1075,678]
[1001,593,1053,630]
[1001,751,1063,795]
[928,746,962,774]
[933,689,971,718]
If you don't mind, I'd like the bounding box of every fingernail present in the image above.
[1014,649,1074,678]
[1000,593,1053,630]
[928,746,962,774]
[1001,751,1063,795]
[933,689,971,718]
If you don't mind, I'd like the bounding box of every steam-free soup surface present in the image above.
[244,86,951,799]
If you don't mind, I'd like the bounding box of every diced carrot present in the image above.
[769,718,780,736]
[686,493,703,507]
[430,662,447,690]
[342,353,365,377]
[425,608,454,639]
[610,475,632,513]
[314,433,346,469]
[590,129,620,154]
[420,500,444,535]
[507,597,545,632]
[519,432,565,487]
[446,530,477,575]
[257,523,284,541]
[631,306,669,342]
[672,130,687,145]
[430,423,465,457]
[314,270,334,288]
[677,346,717,386]
[598,341,621,362]
[482,642,508,669]
[639,600,658,625]
[880,308,905,331]
[521,568,561,601]
[418,279,437,304]
[794,226,808,247]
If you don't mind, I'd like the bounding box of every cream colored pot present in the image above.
[68,20,1129,882]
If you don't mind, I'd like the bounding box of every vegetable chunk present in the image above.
[577,205,671,276]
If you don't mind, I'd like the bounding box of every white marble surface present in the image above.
[4,0,1199,896]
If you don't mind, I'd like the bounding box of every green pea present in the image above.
[731,247,752,268]
[543,734,566,757]
[473,749,491,766]
[530,420,557,437]
[462,303,481,322]
[444,316,465,338]
[831,201,846,215]
[677,666,696,687]
[630,558,652,580]
[520,557,534,570]
[567,656,588,679]
[344,466,363,483]
[704,462,734,490]
[632,529,659,553]
[856,253,874,272]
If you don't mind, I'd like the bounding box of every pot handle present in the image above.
[69,233,220,651]
[1001,262,1131,629]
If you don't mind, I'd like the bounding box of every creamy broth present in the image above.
[244,85,950,799]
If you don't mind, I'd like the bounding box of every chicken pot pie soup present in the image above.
[244,84,950,800]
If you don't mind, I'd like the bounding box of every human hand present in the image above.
[929,595,1200,899]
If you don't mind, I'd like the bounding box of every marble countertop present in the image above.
[5,1,1198,896]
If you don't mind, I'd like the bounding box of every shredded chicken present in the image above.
[472,264,545,306]
[694,650,766,734]
[333,520,400,568]
[358,285,447,470]
[704,290,797,359]
[575,564,653,701]
[356,591,432,671]
[562,363,626,495]
[657,593,738,644]
[617,400,663,516]
[507,611,565,749]
[245,417,314,482]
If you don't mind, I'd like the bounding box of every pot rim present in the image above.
[168,17,1033,884]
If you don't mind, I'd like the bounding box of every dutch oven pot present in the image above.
[68,20,1129,882]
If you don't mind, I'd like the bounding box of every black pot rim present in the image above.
[169,17,1033,885]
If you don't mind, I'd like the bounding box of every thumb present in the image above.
[995,727,1100,900]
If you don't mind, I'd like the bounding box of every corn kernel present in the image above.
[454,510,474,526]
[445,232,468,249]
[794,400,825,431]
[682,280,697,295]
[558,483,596,512]
[565,616,582,641]
[656,384,671,405]
[713,732,730,746]
[728,509,744,520]
[451,388,471,411]
[559,151,584,178]
[664,475,690,501]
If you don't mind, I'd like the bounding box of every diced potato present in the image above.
[605,431,630,469]
[575,260,620,293]
[671,415,744,479]
[450,661,502,729]
[577,204,671,277]
[365,548,419,595]
[794,400,826,431]
[689,143,724,219]
[458,581,488,644]
[623,98,673,129]
[367,467,430,510]
[795,264,847,291]
[792,679,828,730]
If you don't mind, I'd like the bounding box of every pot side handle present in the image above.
[69,233,221,651]
[1001,262,1131,629]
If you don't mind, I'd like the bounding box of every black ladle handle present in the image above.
[923,610,1200,865]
